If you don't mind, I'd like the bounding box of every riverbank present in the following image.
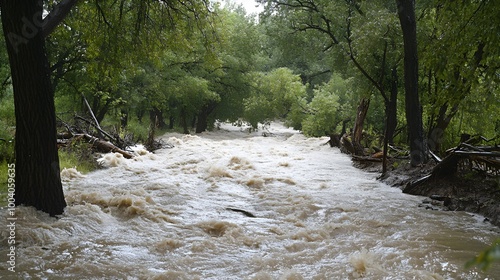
[353,159,500,227]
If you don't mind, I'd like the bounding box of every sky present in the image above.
[216,0,265,15]
[231,0,264,14]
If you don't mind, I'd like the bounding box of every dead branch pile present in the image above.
[405,141,500,193]
[57,116,135,159]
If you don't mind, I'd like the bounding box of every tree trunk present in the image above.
[180,108,189,134]
[428,103,458,153]
[94,97,111,124]
[352,97,370,155]
[383,68,399,174]
[196,109,209,133]
[120,109,128,128]
[136,108,145,124]
[1,0,66,215]
[386,68,398,146]
[396,0,427,166]
[149,107,166,129]
[169,115,175,129]
[195,102,217,133]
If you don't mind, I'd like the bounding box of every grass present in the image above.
[0,149,98,208]
[0,161,9,207]
[58,149,98,174]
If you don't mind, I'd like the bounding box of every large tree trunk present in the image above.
[428,103,458,153]
[196,109,209,134]
[180,108,189,134]
[195,101,217,134]
[383,68,399,174]
[396,0,427,166]
[1,0,66,215]
[352,97,370,155]
[385,68,399,146]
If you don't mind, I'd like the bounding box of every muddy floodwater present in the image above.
[1,122,499,279]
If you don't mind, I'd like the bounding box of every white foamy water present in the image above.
[1,122,499,279]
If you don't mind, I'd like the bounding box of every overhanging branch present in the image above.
[42,0,80,38]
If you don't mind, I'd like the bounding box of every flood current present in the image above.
[1,122,499,279]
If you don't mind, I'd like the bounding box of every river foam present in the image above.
[1,122,499,279]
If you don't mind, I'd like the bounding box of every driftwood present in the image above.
[81,134,134,159]
[75,115,123,147]
[225,207,256,218]
[405,142,500,194]
[57,115,135,159]
[57,132,134,159]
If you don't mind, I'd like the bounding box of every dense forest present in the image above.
[0,0,499,270]
[1,0,499,209]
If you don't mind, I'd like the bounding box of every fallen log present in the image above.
[82,134,134,159]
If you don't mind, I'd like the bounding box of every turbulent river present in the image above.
[1,122,499,279]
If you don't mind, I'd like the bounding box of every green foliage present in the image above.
[244,68,307,128]
[302,87,340,137]
[0,88,15,163]
[6,0,495,165]
[125,118,150,142]
[302,73,353,136]
[0,161,8,207]
[418,0,500,149]
[466,240,500,271]
[58,142,99,174]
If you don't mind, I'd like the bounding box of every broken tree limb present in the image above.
[453,151,500,157]
[405,143,500,193]
[404,174,432,194]
[225,208,256,218]
[75,115,119,146]
[428,149,442,163]
[80,93,102,131]
[82,134,134,159]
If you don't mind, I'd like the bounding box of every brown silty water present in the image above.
[1,122,499,279]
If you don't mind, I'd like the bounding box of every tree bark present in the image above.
[396,0,427,166]
[352,97,370,155]
[195,101,217,133]
[383,68,399,174]
[180,108,189,134]
[196,108,209,133]
[428,103,458,153]
[1,0,66,215]
[42,0,80,38]
[386,68,399,146]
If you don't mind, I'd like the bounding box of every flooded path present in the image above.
[1,122,499,279]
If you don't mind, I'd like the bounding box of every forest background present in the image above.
[0,0,499,270]
[0,0,498,203]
